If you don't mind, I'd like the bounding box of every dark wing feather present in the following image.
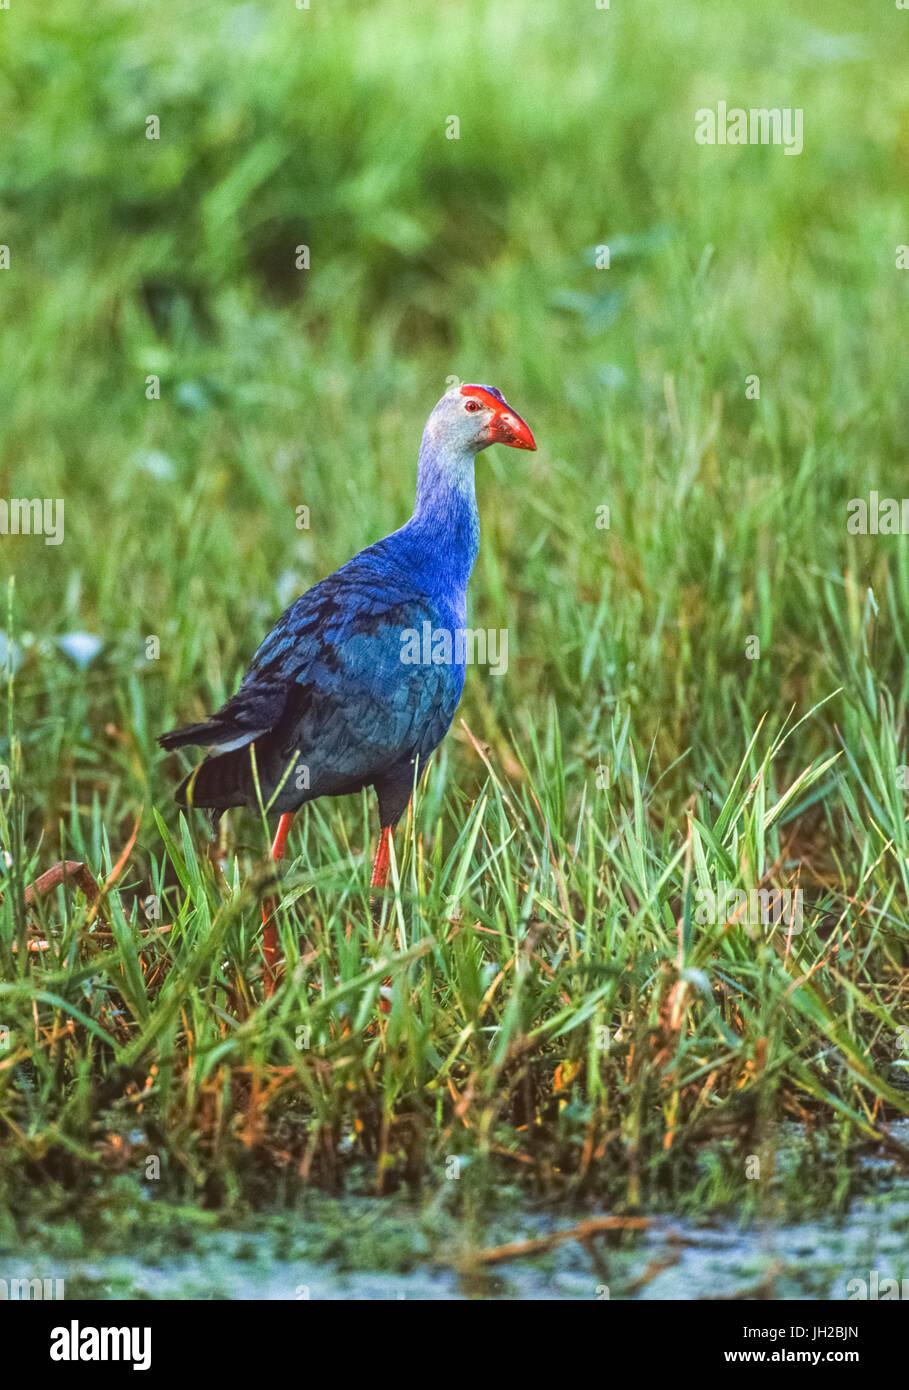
[159,539,466,814]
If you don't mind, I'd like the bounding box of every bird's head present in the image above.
[427,383,537,456]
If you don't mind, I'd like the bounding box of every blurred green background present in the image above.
[2,0,908,848]
[1,0,908,839]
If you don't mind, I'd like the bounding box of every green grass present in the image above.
[1,0,909,1227]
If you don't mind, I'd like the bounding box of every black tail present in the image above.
[160,682,294,814]
[158,719,231,752]
[175,750,254,811]
[159,681,289,754]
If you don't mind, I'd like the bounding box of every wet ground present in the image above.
[5,1125,908,1300]
[31,1188,905,1301]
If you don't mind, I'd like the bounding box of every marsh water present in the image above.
[6,1124,908,1300]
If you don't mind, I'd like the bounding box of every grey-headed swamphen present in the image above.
[158,383,536,990]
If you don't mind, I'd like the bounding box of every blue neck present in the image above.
[401,436,480,598]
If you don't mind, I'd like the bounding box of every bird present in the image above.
[158,382,536,991]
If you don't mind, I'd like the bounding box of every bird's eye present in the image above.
[464,399,482,413]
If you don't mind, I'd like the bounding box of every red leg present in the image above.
[370,826,394,1014]
[270,813,295,863]
[262,812,294,996]
[370,825,393,892]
